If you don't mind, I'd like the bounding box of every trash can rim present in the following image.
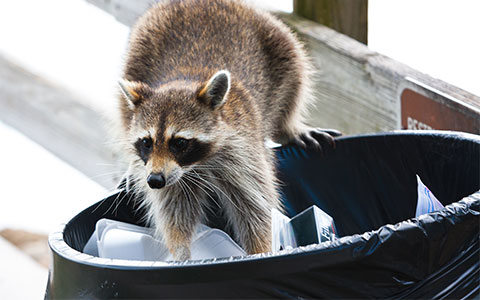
[346,130,480,143]
[48,190,480,270]
[48,213,339,270]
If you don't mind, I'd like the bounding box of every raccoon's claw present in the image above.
[315,128,342,138]
[292,128,342,154]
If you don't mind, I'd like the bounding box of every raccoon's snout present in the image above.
[147,172,166,189]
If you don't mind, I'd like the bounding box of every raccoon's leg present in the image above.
[215,148,280,254]
[148,189,203,261]
[271,70,342,152]
[222,185,276,254]
[163,224,193,261]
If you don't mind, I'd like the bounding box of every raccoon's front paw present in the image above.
[292,128,342,153]
[164,228,192,261]
[170,245,191,261]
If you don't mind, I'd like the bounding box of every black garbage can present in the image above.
[46,131,480,299]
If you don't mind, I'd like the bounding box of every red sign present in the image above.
[401,88,480,134]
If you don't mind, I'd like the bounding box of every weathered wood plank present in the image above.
[293,0,368,44]
[0,55,121,189]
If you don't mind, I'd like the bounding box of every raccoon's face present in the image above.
[119,71,230,189]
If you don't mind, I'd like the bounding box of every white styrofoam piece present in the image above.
[84,219,245,261]
[271,208,295,251]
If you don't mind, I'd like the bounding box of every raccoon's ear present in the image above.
[118,79,144,109]
[198,70,231,109]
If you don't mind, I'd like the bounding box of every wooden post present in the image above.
[293,0,368,45]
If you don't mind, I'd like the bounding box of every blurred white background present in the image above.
[369,0,480,98]
[0,0,478,235]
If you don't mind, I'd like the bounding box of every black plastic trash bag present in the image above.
[46,131,480,299]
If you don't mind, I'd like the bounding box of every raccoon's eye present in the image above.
[170,138,189,153]
[142,137,153,150]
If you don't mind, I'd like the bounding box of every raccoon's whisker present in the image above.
[113,191,127,215]
[179,177,202,212]
[182,176,218,216]
[115,189,133,215]
[190,172,223,181]
[102,142,134,148]
[93,162,122,167]
[190,163,220,167]
[190,166,223,171]
[178,176,191,198]
[89,170,127,180]
[184,172,216,194]
[183,174,221,210]
[187,171,240,211]
[103,137,136,143]
[128,175,142,189]
[129,158,144,167]
[128,176,145,203]
[103,141,132,146]
[190,169,225,185]
[102,188,129,216]
[190,168,225,181]
[191,163,222,168]
[91,197,108,214]
[177,178,190,203]
[90,174,138,215]
[179,178,208,220]
[128,183,144,208]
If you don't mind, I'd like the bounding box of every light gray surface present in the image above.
[0,236,48,300]
[0,55,120,189]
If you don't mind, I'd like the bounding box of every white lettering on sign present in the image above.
[407,116,433,130]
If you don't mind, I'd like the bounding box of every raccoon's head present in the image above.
[118,70,230,190]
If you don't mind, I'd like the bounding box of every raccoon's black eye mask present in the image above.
[134,137,153,164]
[133,135,213,166]
[169,138,189,153]
[173,138,212,166]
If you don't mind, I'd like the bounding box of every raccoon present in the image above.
[116,0,338,261]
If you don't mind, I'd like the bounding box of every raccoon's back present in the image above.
[124,0,306,114]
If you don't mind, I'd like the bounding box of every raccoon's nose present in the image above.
[147,172,166,189]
